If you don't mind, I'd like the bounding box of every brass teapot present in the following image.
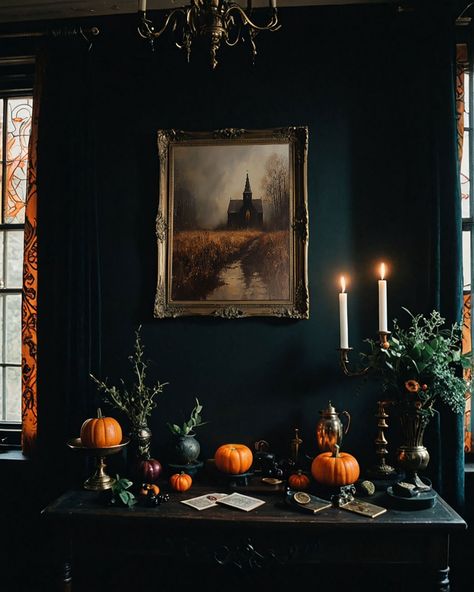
[316,401,351,452]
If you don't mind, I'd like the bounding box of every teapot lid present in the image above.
[320,401,338,415]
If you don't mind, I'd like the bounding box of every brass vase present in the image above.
[129,423,152,460]
[396,402,431,491]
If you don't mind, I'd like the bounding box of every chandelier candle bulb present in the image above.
[339,276,349,349]
[378,263,388,333]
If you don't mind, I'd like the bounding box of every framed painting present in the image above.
[154,127,309,319]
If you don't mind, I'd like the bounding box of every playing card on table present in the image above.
[180,493,229,511]
[216,492,266,512]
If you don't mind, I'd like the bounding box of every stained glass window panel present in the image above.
[0,294,3,363]
[5,97,32,224]
[464,297,472,454]
[465,70,470,127]
[0,98,3,165]
[0,231,3,288]
[461,130,470,218]
[5,230,23,289]
[5,366,21,422]
[463,230,471,290]
[5,294,21,364]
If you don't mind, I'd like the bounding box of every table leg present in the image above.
[62,560,72,592]
[435,567,450,592]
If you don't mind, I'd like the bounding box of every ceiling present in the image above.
[0,0,394,24]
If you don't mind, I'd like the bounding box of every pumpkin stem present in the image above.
[97,408,103,419]
[332,444,340,458]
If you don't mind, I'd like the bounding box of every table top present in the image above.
[41,483,467,533]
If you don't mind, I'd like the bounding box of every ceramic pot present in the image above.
[173,433,200,465]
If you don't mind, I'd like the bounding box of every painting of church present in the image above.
[227,173,263,229]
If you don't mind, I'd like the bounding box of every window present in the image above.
[0,94,33,430]
[459,44,473,454]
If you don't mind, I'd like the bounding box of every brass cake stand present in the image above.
[67,437,130,491]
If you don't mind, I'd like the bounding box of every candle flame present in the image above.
[380,262,386,280]
[340,276,346,293]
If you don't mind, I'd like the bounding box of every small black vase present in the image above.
[173,433,200,464]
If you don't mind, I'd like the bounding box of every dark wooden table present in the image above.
[41,483,467,592]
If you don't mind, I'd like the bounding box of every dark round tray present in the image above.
[385,482,437,510]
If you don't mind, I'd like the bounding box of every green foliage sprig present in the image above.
[90,326,168,427]
[363,308,471,415]
[167,397,208,436]
[109,475,137,508]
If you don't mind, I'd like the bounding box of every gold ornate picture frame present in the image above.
[154,127,309,319]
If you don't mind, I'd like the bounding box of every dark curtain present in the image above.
[427,6,465,512]
[36,38,102,463]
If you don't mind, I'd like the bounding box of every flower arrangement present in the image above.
[90,326,168,428]
[363,308,471,415]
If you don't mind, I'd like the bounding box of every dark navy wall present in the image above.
[60,4,436,472]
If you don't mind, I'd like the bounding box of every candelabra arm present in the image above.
[226,4,281,32]
[138,8,188,40]
[339,331,391,377]
[339,348,369,377]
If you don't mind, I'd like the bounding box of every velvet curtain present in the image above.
[21,57,42,456]
[36,39,102,457]
[427,7,465,512]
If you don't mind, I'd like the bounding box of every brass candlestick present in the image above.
[338,331,391,376]
[367,400,396,479]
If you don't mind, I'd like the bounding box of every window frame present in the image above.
[0,57,34,449]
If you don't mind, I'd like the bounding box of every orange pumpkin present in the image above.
[80,408,122,448]
[288,470,310,491]
[169,471,192,492]
[214,444,253,474]
[311,445,360,487]
[139,483,160,498]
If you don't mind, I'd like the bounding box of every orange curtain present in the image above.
[21,62,41,456]
[456,43,472,454]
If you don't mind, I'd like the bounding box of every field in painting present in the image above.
[171,230,290,301]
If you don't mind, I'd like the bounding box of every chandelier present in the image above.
[138,0,281,69]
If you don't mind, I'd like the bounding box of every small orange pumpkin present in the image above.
[139,483,160,498]
[311,445,360,487]
[169,471,192,492]
[288,470,310,491]
[80,408,122,448]
[214,443,253,474]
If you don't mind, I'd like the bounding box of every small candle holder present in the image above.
[338,331,391,377]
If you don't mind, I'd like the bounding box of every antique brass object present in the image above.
[67,437,130,491]
[315,401,351,452]
[138,0,281,69]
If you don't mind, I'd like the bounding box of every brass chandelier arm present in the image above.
[225,4,281,32]
[137,9,188,41]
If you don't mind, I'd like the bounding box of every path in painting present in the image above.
[207,260,268,300]
[206,239,269,300]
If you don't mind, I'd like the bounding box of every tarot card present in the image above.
[340,498,387,518]
[180,493,229,511]
[216,492,266,512]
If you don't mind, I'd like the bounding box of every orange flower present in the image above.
[405,379,420,393]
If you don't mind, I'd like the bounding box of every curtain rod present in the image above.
[0,26,100,40]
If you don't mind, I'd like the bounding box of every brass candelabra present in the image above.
[338,330,391,376]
